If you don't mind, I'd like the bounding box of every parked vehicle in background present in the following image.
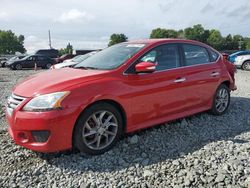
[35,49,59,58]
[234,55,250,71]
[6,54,56,70]
[6,39,236,155]
[75,49,98,55]
[0,57,9,67]
[2,55,26,67]
[228,50,250,63]
[54,54,75,64]
[51,52,97,69]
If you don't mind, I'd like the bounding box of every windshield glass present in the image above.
[72,55,83,61]
[75,53,95,63]
[75,43,145,70]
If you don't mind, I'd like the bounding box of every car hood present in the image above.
[13,68,108,97]
[7,59,24,64]
[54,61,77,69]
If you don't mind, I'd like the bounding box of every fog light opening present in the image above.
[17,132,29,143]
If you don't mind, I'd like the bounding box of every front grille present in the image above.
[6,93,26,116]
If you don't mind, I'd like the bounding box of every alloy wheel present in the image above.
[46,63,52,69]
[215,88,229,113]
[82,110,118,150]
[15,64,22,70]
[243,61,250,71]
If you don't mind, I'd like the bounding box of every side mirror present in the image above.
[222,53,229,60]
[135,62,156,73]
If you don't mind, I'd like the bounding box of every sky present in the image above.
[0,0,250,53]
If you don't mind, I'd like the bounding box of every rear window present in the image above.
[183,44,210,66]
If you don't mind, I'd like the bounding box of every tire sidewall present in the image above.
[15,64,22,70]
[211,84,230,115]
[46,63,52,69]
[73,103,123,155]
[242,61,250,71]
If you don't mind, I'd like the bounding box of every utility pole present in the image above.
[48,30,52,49]
[239,37,243,50]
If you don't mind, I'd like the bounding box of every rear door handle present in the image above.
[210,72,220,77]
[174,77,186,83]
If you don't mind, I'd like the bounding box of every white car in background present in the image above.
[234,55,250,71]
[51,51,98,69]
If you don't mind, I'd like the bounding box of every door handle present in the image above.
[174,77,186,83]
[210,72,220,77]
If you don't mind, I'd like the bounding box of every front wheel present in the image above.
[210,84,230,115]
[242,61,250,71]
[15,64,22,70]
[73,103,123,155]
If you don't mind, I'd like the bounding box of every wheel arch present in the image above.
[221,80,230,88]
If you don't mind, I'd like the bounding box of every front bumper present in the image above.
[6,106,79,153]
[234,60,243,68]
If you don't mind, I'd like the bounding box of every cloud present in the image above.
[55,9,94,23]
[200,3,214,13]
[0,11,9,21]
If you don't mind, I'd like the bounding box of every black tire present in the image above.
[15,64,22,70]
[45,63,52,69]
[242,61,250,71]
[73,103,123,155]
[210,84,230,115]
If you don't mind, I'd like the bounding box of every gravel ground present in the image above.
[0,67,250,187]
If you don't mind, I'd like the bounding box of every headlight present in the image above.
[23,91,70,111]
[236,56,243,61]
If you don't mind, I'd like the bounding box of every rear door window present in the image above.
[182,44,210,66]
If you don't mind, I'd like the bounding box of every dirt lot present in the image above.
[0,68,250,187]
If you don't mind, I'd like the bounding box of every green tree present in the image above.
[0,30,26,54]
[207,30,224,50]
[59,43,73,56]
[150,28,178,38]
[108,33,128,46]
[184,24,209,43]
[232,35,246,50]
[244,37,250,50]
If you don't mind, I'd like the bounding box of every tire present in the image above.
[15,64,22,70]
[45,63,52,69]
[73,103,123,155]
[210,84,230,115]
[242,61,250,71]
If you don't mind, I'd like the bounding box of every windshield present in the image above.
[75,43,145,70]
[74,53,93,63]
[72,55,83,61]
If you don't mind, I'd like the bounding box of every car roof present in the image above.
[124,38,212,48]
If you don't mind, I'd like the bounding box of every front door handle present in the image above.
[174,77,186,83]
[210,72,220,77]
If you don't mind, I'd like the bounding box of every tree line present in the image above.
[1,24,250,55]
[109,24,250,51]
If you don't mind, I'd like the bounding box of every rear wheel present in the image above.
[45,63,52,69]
[15,64,22,70]
[210,84,230,115]
[242,61,250,71]
[73,103,123,155]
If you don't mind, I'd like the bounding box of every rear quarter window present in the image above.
[182,44,210,66]
[210,50,219,62]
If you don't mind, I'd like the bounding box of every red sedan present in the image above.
[6,39,236,155]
